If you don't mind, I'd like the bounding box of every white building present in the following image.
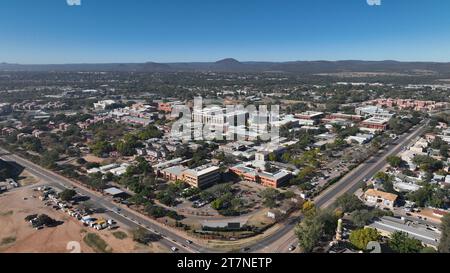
[364,189,398,210]
[355,106,394,119]
[94,100,116,110]
[346,134,374,145]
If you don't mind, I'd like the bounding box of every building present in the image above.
[181,165,221,189]
[355,106,394,119]
[0,103,12,115]
[229,163,291,188]
[258,170,292,188]
[294,111,324,125]
[121,116,152,126]
[153,158,184,173]
[160,165,188,181]
[104,187,128,198]
[193,106,248,132]
[368,216,441,249]
[364,189,398,210]
[325,113,363,122]
[93,100,116,110]
[87,163,130,176]
[367,98,449,112]
[346,133,374,145]
[360,117,390,131]
[295,111,324,121]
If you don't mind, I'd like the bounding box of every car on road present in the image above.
[186,240,193,244]
[288,245,296,252]
[242,247,250,252]
[171,247,178,252]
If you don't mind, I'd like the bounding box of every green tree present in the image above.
[261,188,280,208]
[268,153,278,162]
[132,227,159,244]
[295,214,324,252]
[335,193,364,213]
[349,228,380,250]
[389,232,424,253]
[59,189,77,201]
[386,156,403,168]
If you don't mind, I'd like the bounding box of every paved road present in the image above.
[0,147,206,254]
[249,121,429,253]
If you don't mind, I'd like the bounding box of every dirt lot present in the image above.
[0,187,169,253]
[83,155,106,164]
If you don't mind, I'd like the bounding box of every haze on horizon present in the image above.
[1,0,450,64]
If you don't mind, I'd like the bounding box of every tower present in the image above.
[335,218,343,241]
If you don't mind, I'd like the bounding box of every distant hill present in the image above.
[1,59,450,75]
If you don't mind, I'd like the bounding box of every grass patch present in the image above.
[0,211,13,217]
[83,233,111,253]
[1,236,16,246]
[112,231,128,240]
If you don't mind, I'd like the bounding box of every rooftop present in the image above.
[368,216,441,247]
[362,117,391,125]
[183,165,220,177]
[365,189,398,202]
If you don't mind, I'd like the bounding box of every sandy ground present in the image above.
[83,155,106,164]
[0,187,168,253]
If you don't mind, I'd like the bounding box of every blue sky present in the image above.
[1,0,450,63]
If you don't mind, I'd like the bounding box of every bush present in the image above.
[112,231,128,240]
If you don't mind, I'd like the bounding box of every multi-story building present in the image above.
[181,165,221,189]
[157,101,183,113]
[229,163,291,188]
[364,189,398,210]
[294,111,324,125]
[93,100,116,110]
[192,106,248,133]
[366,98,449,112]
[355,106,394,119]
[324,113,363,122]
[360,117,390,131]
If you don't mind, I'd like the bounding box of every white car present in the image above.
[171,247,178,252]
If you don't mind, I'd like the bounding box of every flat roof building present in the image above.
[229,163,291,188]
[368,216,441,249]
[182,165,221,189]
[360,117,391,131]
[294,111,324,120]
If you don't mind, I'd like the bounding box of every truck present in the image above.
[95,222,108,230]
[92,218,107,229]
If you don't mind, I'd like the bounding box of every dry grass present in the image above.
[1,236,16,246]
[83,233,112,253]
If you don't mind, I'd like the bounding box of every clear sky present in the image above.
[1,0,450,64]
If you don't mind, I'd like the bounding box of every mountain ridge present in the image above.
[1,59,450,74]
